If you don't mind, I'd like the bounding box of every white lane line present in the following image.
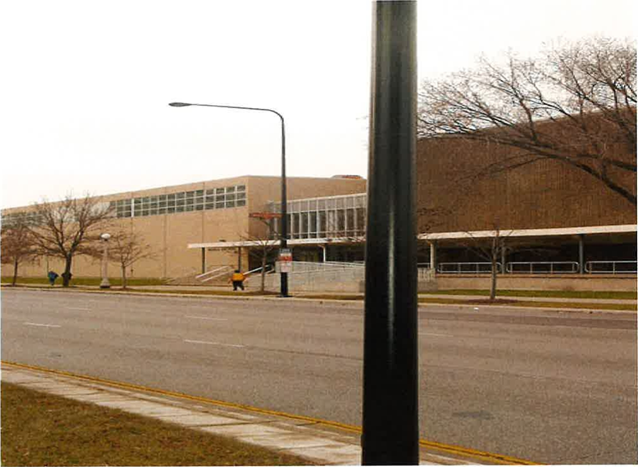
[419,332,453,337]
[68,307,90,311]
[184,315,228,321]
[23,322,62,328]
[184,339,244,348]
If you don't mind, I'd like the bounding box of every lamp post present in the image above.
[169,102,289,297]
[99,233,111,289]
[362,1,419,465]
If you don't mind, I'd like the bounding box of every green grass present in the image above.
[419,289,637,300]
[1,382,313,466]
[416,297,637,311]
[1,276,167,287]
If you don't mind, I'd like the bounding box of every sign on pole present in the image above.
[278,248,292,273]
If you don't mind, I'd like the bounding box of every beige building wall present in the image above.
[3,175,366,280]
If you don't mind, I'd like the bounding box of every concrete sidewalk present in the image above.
[7,283,636,305]
[2,363,496,465]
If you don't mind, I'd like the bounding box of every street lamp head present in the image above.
[169,102,192,107]
[100,233,111,241]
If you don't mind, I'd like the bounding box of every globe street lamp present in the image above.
[169,102,289,297]
[100,233,111,289]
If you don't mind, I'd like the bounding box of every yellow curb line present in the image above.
[2,360,538,465]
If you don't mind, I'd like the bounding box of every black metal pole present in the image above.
[362,1,419,465]
[279,116,289,297]
[168,101,289,297]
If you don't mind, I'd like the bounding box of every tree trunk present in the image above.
[260,254,267,293]
[122,265,127,289]
[12,259,18,286]
[62,257,73,287]
[490,256,497,301]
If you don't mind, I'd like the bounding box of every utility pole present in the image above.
[362,1,419,465]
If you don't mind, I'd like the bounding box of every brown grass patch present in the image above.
[1,382,313,466]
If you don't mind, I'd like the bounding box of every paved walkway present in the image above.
[10,283,636,305]
[2,363,488,465]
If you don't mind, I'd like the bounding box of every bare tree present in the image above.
[418,37,636,205]
[458,226,511,301]
[27,194,114,287]
[106,230,155,289]
[244,214,281,292]
[1,219,38,286]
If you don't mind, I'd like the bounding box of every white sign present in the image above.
[278,249,292,273]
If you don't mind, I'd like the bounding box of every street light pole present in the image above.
[362,1,419,465]
[169,102,289,297]
[99,233,111,289]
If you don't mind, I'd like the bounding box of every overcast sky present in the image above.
[1,0,635,208]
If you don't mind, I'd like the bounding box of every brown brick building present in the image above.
[2,122,635,287]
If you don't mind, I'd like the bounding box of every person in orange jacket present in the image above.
[230,269,246,291]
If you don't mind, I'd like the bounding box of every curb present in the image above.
[2,361,538,465]
[3,285,636,314]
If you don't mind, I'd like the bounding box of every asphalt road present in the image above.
[2,289,636,464]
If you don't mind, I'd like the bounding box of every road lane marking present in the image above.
[183,339,244,348]
[419,332,453,337]
[1,361,539,465]
[68,307,90,311]
[185,315,228,321]
[23,322,61,328]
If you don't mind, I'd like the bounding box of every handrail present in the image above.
[199,266,234,283]
[244,265,274,276]
[437,262,502,274]
[506,261,579,274]
[585,260,637,274]
[196,265,232,279]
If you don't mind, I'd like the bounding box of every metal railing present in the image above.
[437,262,502,274]
[585,261,637,274]
[506,262,580,274]
[196,265,234,283]
[418,267,434,282]
[244,265,274,276]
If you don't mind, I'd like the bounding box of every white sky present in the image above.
[1,0,635,208]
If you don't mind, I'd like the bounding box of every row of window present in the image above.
[112,185,247,218]
[271,207,367,240]
[1,211,41,228]
[270,193,367,214]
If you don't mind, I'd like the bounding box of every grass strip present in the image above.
[417,298,636,311]
[419,289,637,300]
[1,277,167,287]
[3,283,635,311]
[1,382,313,466]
